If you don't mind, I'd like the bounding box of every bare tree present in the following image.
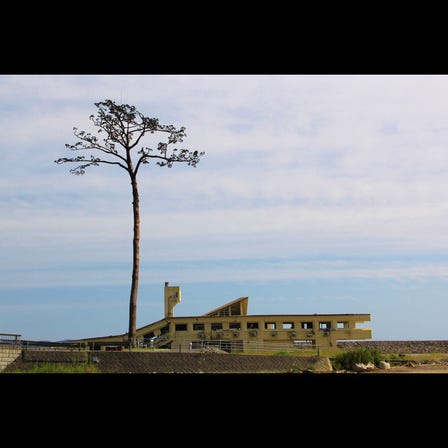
[55,99,205,347]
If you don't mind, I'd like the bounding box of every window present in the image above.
[247,322,259,329]
[175,323,187,331]
[211,323,223,331]
[229,322,241,330]
[337,321,348,329]
[193,323,205,331]
[282,322,294,329]
[301,322,313,329]
[319,322,331,330]
[265,322,277,330]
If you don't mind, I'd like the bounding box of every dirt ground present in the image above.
[369,362,448,373]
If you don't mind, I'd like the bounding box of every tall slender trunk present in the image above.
[128,173,140,348]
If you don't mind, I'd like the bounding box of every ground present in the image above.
[369,362,448,374]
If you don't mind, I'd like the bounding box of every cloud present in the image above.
[2,255,447,290]
[2,74,448,289]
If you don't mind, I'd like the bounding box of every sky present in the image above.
[1,74,448,342]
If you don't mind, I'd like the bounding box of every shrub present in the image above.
[332,347,383,371]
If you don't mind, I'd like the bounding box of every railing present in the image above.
[0,333,22,348]
[0,335,88,351]
[9,339,133,352]
[169,339,322,355]
[20,340,87,351]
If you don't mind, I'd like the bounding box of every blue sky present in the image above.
[1,74,448,341]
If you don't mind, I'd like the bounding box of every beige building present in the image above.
[72,282,372,353]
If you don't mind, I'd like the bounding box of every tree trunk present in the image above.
[128,174,140,348]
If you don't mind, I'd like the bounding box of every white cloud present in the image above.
[2,74,448,288]
[2,254,447,290]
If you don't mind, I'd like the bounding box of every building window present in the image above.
[301,322,313,329]
[229,322,241,330]
[265,322,276,330]
[175,324,187,331]
[319,322,331,330]
[337,321,348,329]
[211,323,223,331]
[247,322,259,329]
[193,323,205,331]
[282,322,294,329]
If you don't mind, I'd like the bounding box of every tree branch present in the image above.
[55,155,128,175]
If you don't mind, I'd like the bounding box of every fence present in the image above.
[20,340,87,351]
[0,333,21,348]
[170,339,322,355]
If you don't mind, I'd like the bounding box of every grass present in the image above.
[383,352,448,362]
[239,348,322,357]
[4,362,101,374]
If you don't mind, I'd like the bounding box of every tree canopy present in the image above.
[56,99,204,175]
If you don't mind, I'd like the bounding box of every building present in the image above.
[71,282,372,353]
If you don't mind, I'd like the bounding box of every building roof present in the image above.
[202,296,249,317]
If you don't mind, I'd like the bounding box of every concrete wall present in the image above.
[0,346,22,372]
[4,349,333,373]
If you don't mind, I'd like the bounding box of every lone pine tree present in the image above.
[55,99,205,347]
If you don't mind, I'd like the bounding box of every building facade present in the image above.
[72,282,372,353]
[73,282,372,352]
